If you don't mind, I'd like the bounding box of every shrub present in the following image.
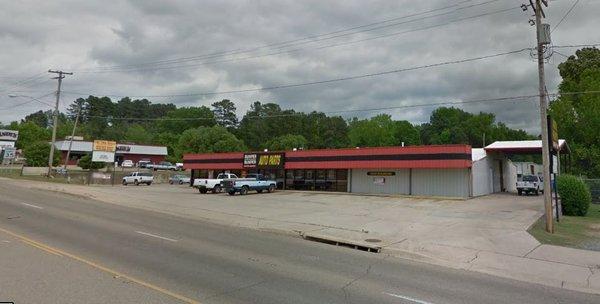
[557,175,591,216]
[78,154,105,170]
[23,141,60,167]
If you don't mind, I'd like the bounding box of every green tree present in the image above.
[348,114,397,147]
[212,99,238,130]
[22,110,49,128]
[265,134,307,151]
[10,121,51,150]
[549,47,600,177]
[237,102,303,150]
[176,126,246,156]
[158,106,216,134]
[23,141,60,167]
[394,120,421,145]
[78,154,105,170]
[124,124,153,144]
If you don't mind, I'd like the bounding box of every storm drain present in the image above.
[302,234,381,253]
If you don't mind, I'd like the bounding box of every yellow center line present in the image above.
[0,227,202,304]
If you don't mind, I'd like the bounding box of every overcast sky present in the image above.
[1,0,599,134]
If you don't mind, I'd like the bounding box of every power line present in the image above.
[77,1,516,73]
[63,47,531,98]
[551,0,580,33]
[553,43,600,49]
[77,0,505,72]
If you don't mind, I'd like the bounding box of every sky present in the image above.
[1,0,599,134]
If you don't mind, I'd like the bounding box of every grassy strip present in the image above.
[529,204,600,251]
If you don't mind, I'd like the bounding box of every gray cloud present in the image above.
[1,0,599,135]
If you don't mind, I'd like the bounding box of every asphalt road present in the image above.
[0,182,598,304]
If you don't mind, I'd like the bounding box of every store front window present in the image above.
[285,169,347,192]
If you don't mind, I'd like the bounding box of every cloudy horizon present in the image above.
[1,0,598,134]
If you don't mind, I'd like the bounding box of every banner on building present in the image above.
[243,153,284,169]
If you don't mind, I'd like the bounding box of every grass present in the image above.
[529,203,600,251]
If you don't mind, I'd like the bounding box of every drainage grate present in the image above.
[364,238,382,243]
[303,235,381,253]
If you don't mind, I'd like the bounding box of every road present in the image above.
[0,182,598,304]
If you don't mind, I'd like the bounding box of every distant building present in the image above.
[53,140,168,166]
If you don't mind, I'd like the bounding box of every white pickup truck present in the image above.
[193,173,238,194]
[517,175,544,196]
[222,174,277,195]
[122,172,154,186]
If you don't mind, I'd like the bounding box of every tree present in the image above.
[78,154,105,170]
[23,141,60,167]
[394,120,421,146]
[10,121,51,150]
[124,124,153,144]
[22,110,49,128]
[212,99,238,130]
[237,102,303,150]
[550,47,600,177]
[158,106,216,134]
[176,126,246,156]
[348,114,397,147]
[265,134,307,151]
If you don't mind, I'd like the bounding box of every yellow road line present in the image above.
[0,227,201,304]
[20,239,63,257]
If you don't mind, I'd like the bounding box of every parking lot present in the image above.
[5,178,544,259]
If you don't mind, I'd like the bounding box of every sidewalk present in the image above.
[4,177,600,295]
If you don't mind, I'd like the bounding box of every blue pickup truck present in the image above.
[222,174,277,195]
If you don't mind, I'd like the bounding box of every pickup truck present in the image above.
[122,172,154,186]
[152,161,178,171]
[517,175,544,196]
[222,174,277,195]
[193,173,238,194]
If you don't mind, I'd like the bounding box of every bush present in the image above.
[23,141,60,167]
[557,175,591,216]
[78,154,105,170]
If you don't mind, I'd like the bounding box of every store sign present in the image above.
[116,145,131,152]
[92,151,115,162]
[0,129,18,141]
[92,140,116,163]
[243,153,284,169]
[367,171,395,176]
[2,147,16,160]
[373,177,386,185]
[93,140,116,152]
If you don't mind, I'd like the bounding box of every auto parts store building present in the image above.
[184,144,475,198]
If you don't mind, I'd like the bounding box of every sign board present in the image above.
[367,171,395,176]
[2,147,16,160]
[551,120,559,151]
[0,129,18,141]
[92,151,115,162]
[93,140,116,152]
[243,153,284,169]
[373,177,386,185]
[116,145,131,152]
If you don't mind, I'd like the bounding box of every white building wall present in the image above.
[472,156,494,196]
[505,159,518,193]
[411,168,470,198]
[350,169,410,195]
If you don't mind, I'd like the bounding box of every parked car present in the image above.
[193,173,238,194]
[223,174,277,195]
[122,172,153,186]
[169,174,191,185]
[121,160,134,168]
[152,161,178,171]
[517,175,544,196]
[138,159,152,168]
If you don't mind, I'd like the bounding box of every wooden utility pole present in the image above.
[48,70,73,177]
[64,102,81,171]
[533,0,553,233]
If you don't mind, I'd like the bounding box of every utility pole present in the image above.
[48,70,73,177]
[533,0,553,233]
[64,102,81,171]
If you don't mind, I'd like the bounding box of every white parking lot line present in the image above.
[384,292,435,304]
[21,202,43,209]
[135,231,178,242]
